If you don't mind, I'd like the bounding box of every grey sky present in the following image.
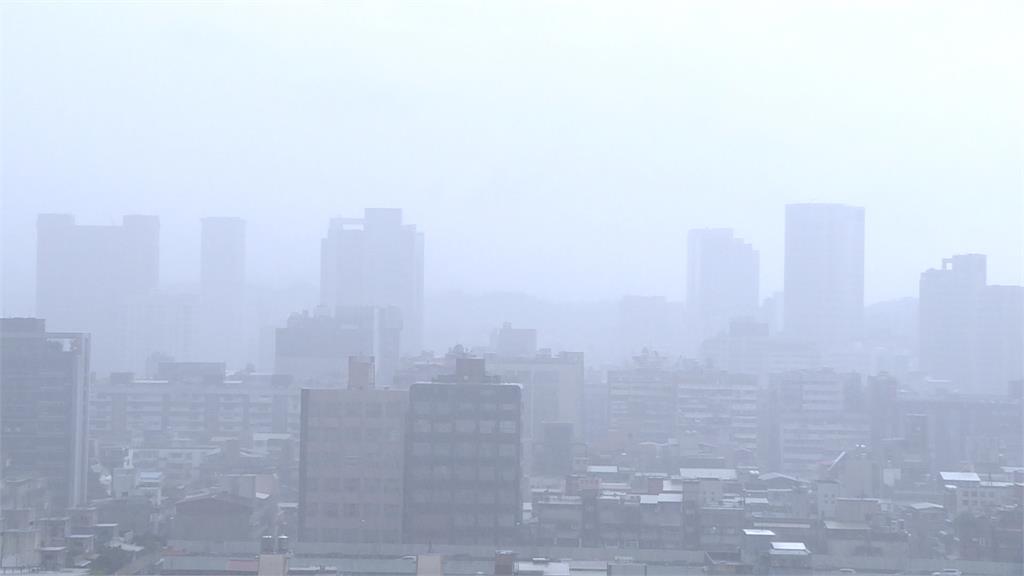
[2,1,1021,315]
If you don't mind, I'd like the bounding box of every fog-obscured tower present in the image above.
[274,306,401,388]
[1,318,89,511]
[36,214,159,373]
[919,254,1024,392]
[919,254,986,386]
[200,217,246,367]
[320,209,423,356]
[687,228,759,343]
[783,204,865,346]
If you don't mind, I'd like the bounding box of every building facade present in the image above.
[88,363,299,446]
[274,306,401,388]
[36,214,159,373]
[687,228,760,346]
[320,208,424,356]
[298,360,408,544]
[199,217,246,369]
[403,358,522,545]
[783,204,865,346]
[1,318,89,511]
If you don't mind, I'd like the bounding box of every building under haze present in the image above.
[606,351,679,450]
[299,358,408,544]
[783,204,865,347]
[485,346,584,475]
[760,370,873,477]
[88,362,299,447]
[320,208,424,356]
[274,306,401,388]
[403,358,522,546]
[36,214,159,373]
[686,228,760,347]
[0,318,89,511]
[919,254,1024,393]
[200,217,247,368]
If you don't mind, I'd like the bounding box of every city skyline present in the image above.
[2,2,1022,311]
[1,2,1021,573]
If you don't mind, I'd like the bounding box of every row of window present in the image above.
[408,464,519,483]
[303,502,401,518]
[304,477,401,493]
[409,489,518,506]
[410,441,518,459]
[412,419,518,434]
[412,401,518,415]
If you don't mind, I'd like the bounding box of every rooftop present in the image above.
[940,471,981,483]
[679,467,737,481]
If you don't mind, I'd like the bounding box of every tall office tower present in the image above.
[918,254,987,387]
[1,318,89,511]
[36,214,159,373]
[976,284,1024,392]
[320,208,424,356]
[686,229,760,345]
[403,358,522,546]
[783,203,865,346]
[274,306,402,388]
[298,358,408,544]
[919,254,1024,392]
[200,217,246,368]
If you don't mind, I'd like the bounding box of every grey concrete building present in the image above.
[320,208,424,356]
[35,214,159,373]
[298,358,408,544]
[783,203,865,346]
[1,318,89,511]
[403,358,522,546]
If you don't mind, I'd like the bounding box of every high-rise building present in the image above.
[783,203,865,346]
[918,254,987,387]
[686,228,759,344]
[36,214,159,373]
[1,318,89,511]
[320,209,424,356]
[274,306,401,388]
[919,254,1024,392]
[200,217,246,367]
[403,358,522,545]
[299,358,408,544]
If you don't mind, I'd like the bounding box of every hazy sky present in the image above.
[2,1,1021,315]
